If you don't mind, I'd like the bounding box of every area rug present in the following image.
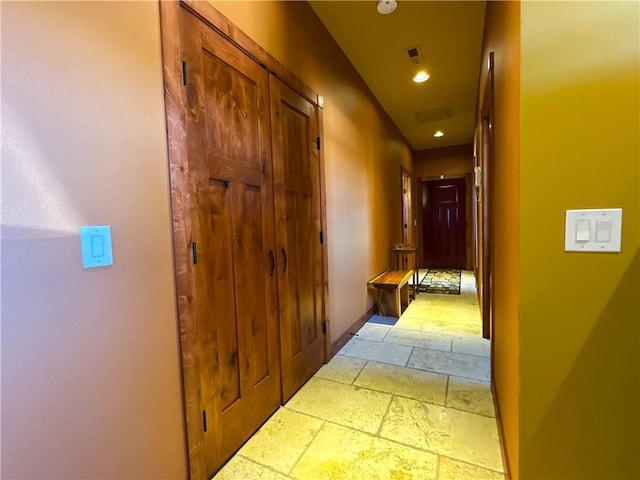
[418,269,461,295]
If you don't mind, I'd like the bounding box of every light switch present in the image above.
[91,235,105,257]
[80,226,113,268]
[575,219,590,242]
[595,218,611,242]
[565,209,622,252]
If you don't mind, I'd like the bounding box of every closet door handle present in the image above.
[269,250,275,277]
[281,248,288,273]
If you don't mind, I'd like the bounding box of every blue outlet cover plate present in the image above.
[80,225,113,268]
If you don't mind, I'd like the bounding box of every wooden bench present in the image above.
[368,270,414,318]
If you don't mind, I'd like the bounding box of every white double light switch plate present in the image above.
[565,208,622,252]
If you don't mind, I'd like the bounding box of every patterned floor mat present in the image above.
[418,269,461,295]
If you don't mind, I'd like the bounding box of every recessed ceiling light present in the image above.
[377,0,397,15]
[434,131,444,137]
[413,71,430,83]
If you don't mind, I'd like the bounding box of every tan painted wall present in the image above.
[212,1,413,342]
[477,2,521,478]
[413,144,473,179]
[519,2,639,478]
[1,2,187,479]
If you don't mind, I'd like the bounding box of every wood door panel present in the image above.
[202,50,262,187]
[284,191,302,355]
[297,193,318,346]
[178,8,281,475]
[233,183,270,386]
[203,179,239,412]
[271,75,324,402]
[282,105,311,177]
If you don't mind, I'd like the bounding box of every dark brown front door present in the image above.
[422,178,467,269]
[180,8,281,475]
[270,75,325,402]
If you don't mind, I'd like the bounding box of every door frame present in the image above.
[400,166,413,247]
[480,52,495,341]
[158,2,330,477]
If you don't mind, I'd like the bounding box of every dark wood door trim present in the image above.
[158,3,203,478]
[481,52,495,342]
[317,107,331,363]
[400,166,413,248]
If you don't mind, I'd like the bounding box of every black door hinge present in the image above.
[316,137,321,150]
[182,61,187,86]
[321,321,327,334]
[202,410,207,432]
[320,231,324,244]
[192,242,198,264]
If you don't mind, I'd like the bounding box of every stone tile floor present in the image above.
[214,271,504,480]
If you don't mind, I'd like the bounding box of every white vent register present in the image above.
[565,208,622,252]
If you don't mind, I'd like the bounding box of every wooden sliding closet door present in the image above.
[179,8,280,476]
[270,76,325,401]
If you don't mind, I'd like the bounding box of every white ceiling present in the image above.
[309,1,487,151]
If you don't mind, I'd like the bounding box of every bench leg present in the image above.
[400,283,409,313]
[379,288,401,318]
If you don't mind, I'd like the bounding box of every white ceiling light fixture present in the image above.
[434,130,445,137]
[413,71,430,83]
[377,0,397,15]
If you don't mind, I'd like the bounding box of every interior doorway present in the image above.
[421,177,467,269]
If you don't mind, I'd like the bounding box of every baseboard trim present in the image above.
[492,374,513,480]
[330,305,377,357]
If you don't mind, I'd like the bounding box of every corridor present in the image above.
[214,272,504,480]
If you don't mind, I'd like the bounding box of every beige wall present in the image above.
[519,2,639,478]
[212,1,413,342]
[1,2,187,478]
[413,144,473,179]
[477,2,521,478]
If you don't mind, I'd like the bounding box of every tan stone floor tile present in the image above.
[315,355,367,384]
[438,456,505,480]
[339,337,412,366]
[380,397,503,471]
[394,315,425,330]
[213,455,292,480]
[421,316,481,337]
[452,336,490,357]
[355,323,390,341]
[409,348,490,382]
[402,302,432,316]
[354,361,447,405]
[383,328,453,352]
[291,422,438,480]
[285,377,392,434]
[237,408,324,474]
[447,376,495,417]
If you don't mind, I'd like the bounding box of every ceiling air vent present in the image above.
[413,106,454,124]
[405,45,424,65]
